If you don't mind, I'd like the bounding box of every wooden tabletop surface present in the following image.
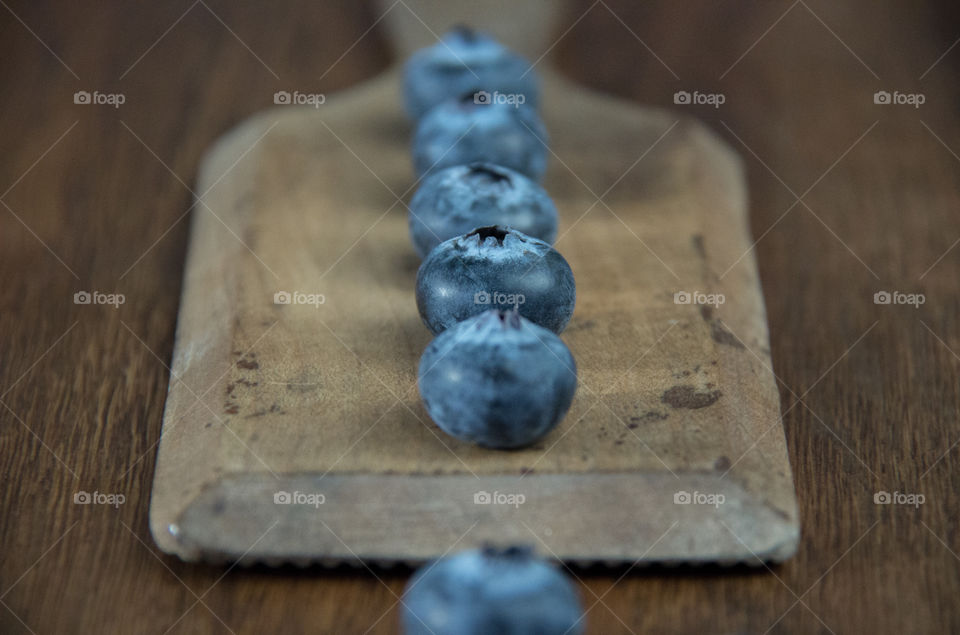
[1,1,957,633]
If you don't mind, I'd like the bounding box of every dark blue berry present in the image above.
[402,26,539,120]
[411,95,549,180]
[402,545,584,635]
[409,162,558,259]
[416,226,575,334]
[418,309,577,448]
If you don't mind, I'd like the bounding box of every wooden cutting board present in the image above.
[149,0,798,566]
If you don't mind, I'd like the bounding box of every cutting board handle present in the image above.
[374,0,570,61]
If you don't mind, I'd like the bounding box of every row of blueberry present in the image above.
[405,27,580,451]
[397,28,585,635]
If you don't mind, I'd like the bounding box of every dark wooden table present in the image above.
[2,1,958,633]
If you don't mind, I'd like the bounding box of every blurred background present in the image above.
[1,0,958,632]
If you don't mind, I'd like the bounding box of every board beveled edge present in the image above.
[158,471,798,567]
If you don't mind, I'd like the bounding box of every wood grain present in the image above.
[1,0,958,633]
[149,58,797,564]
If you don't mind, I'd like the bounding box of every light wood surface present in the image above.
[2,0,958,632]
[149,41,797,564]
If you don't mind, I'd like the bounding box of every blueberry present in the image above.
[412,95,549,181]
[418,309,577,448]
[402,545,584,635]
[403,26,539,121]
[409,162,558,259]
[416,226,575,334]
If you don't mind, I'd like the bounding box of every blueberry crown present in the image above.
[481,543,534,559]
[448,24,478,43]
[466,225,512,245]
[467,163,512,184]
[496,308,523,329]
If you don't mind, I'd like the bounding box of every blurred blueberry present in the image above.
[409,162,558,259]
[402,545,584,635]
[416,226,575,334]
[417,309,577,448]
[412,95,549,180]
[403,26,539,121]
